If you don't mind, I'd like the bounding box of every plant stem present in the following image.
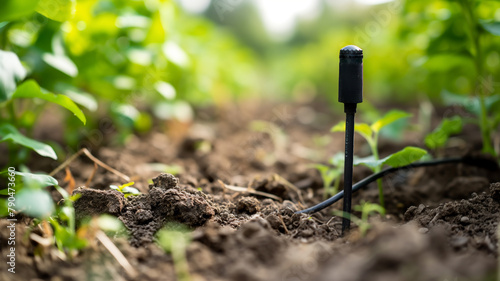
[459,0,495,156]
[333,177,340,196]
[369,134,385,210]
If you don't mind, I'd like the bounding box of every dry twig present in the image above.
[95,230,138,279]
[218,180,282,202]
[49,148,130,183]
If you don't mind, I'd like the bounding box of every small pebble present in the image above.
[418,227,429,234]
[416,204,426,214]
[451,236,469,248]
[301,229,314,238]
[460,216,470,223]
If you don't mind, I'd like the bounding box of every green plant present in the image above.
[456,0,498,156]
[312,152,344,199]
[156,223,192,281]
[49,185,87,258]
[425,116,464,151]
[110,182,140,198]
[0,51,86,166]
[0,170,88,258]
[334,201,385,237]
[401,0,500,156]
[332,110,427,208]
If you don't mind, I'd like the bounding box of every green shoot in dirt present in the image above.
[156,223,192,281]
[1,171,87,258]
[312,152,344,199]
[49,185,87,258]
[333,201,385,237]
[425,116,464,151]
[332,110,427,209]
[110,182,140,198]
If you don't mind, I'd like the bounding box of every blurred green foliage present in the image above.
[1,0,500,163]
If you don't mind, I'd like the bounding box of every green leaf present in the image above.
[122,186,140,195]
[0,124,57,159]
[354,123,373,140]
[42,33,78,77]
[55,83,97,111]
[36,0,75,22]
[353,155,379,170]
[0,0,40,22]
[43,53,78,77]
[329,152,345,167]
[0,50,27,102]
[371,110,412,133]
[382,147,427,168]
[331,121,346,132]
[15,171,58,187]
[425,116,463,149]
[354,147,427,169]
[12,80,86,125]
[481,21,500,36]
[16,188,55,218]
[332,122,373,140]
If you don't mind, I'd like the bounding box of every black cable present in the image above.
[296,157,496,215]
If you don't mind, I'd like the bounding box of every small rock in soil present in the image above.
[236,196,261,214]
[418,227,429,234]
[151,173,179,190]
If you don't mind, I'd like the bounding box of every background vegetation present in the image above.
[1,0,499,177]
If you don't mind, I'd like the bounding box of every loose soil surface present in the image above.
[1,100,500,281]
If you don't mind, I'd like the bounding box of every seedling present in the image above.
[156,223,192,281]
[425,116,464,151]
[333,201,385,237]
[110,182,140,198]
[332,110,427,209]
[440,91,500,156]
[312,152,344,199]
[49,185,87,258]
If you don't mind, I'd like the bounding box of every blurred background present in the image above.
[1,0,500,147]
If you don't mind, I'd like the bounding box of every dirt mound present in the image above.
[74,173,215,246]
[405,182,500,255]
[316,222,495,281]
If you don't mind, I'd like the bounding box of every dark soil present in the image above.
[1,100,500,281]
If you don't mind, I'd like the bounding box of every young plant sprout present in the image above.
[333,201,385,237]
[110,182,140,198]
[157,223,192,281]
[49,185,87,258]
[332,110,427,209]
[312,152,344,199]
[425,116,464,151]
